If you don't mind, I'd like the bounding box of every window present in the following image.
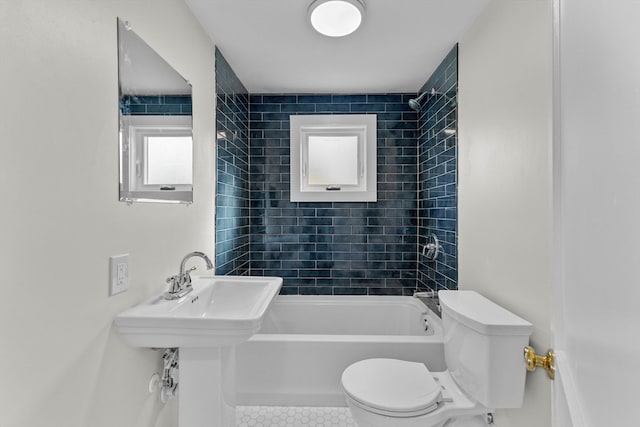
[120,115,193,203]
[145,135,192,185]
[290,114,376,202]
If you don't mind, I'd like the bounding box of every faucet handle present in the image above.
[165,275,181,293]
[182,267,196,287]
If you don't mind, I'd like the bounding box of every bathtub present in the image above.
[235,295,444,406]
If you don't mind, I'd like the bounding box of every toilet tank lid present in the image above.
[438,290,533,336]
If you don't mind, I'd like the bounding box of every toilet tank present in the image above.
[438,290,533,409]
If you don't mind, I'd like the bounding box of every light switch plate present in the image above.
[109,254,129,296]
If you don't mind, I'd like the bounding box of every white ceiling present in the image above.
[183,0,489,94]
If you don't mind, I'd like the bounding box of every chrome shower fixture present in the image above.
[422,233,441,260]
[408,88,441,111]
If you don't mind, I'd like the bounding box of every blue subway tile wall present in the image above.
[249,94,419,295]
[214,47,458,294]
[120,95,192,115]
[417,45,458,291]
[215,48,251,276]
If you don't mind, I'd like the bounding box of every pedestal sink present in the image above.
[115,275,283,427]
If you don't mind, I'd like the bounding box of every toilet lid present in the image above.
[341,358,442,416]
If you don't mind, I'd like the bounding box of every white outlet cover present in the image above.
[109,254,129,296]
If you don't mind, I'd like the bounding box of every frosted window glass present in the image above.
[307,136,358,185]
[290,114,376,202]
[145,136,192,185]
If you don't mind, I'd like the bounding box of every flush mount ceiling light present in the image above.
[308,0,365,37]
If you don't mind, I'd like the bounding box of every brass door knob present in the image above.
[524,346,555,380]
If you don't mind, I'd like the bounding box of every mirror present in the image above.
[117,18,193,204]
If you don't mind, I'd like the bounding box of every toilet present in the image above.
[341,290,533,427]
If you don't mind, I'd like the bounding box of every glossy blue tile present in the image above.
[351,103,385,112]
[215,48,250,277]
[315,103,351,113]
[250,103,282,112]
[262,95,297,104]
[281,103,316,113]
[216,45,458,295]
[417,44,458,292]
[367,94,402,103]
[298,95,332,103]
[331,94,366,103]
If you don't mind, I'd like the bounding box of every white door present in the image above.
[553,0,640,425]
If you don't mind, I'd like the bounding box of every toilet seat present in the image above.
[341,358,442,418]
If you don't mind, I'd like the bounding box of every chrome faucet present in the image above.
[164,251,214,300]
[414,286,441,314]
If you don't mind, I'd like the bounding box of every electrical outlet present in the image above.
[109,254,129,296]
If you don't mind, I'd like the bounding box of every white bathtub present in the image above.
[235,295,444,406]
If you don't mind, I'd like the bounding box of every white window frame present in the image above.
[119,115,193,203]
[290,114,377,202]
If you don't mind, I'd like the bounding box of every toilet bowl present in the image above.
[341,291,533,427]
[341,358,489,427]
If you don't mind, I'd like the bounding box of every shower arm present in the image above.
[408,88,440,111]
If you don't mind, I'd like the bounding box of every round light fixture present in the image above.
[308,0,365,37]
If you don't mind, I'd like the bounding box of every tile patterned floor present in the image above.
[236,406,357,427]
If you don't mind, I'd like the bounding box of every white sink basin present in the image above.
[115,275,283,347]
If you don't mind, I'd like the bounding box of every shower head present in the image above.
[408,88,440,111]
[408,92,428,111]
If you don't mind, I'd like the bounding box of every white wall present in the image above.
[0,1,216,426]
[458,1,552,426]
